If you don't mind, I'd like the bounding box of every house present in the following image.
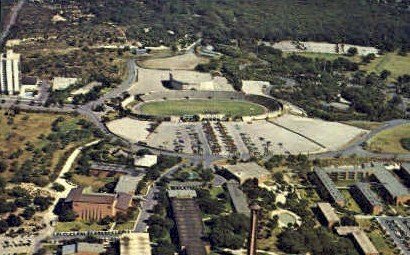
[64,187,132,220]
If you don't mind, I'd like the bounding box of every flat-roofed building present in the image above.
[114,175,143,195]
[336,227,379,255]
[226,181,250,216]
[134,154,158,168]
[220,162,270,184]
[64,187,132,220]
[315,164,410,206]
[351,182,383,215]
[168,181,205,190]
[372,168,410,205]
[170,195,209,255]
[0,50,21,95]
[61,242,106,255]
[120,233,152,255]
[313,168,345,206]
[316,202,340,228]
[168,189,197,199]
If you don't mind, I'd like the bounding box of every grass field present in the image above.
[0,110,90,182]
[367,124,410,154]
[55,220,109,232]
[342,120,383,130]
[288,51,409,80]
[139,99,266,116]
[361,52,410,79]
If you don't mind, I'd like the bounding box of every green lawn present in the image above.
[139,99,266,117]
[55,221,109,232]
[361,52,410,79]
[367,124,410,154]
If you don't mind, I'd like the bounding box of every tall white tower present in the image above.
[0,49,21,95]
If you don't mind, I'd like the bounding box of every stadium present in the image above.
[133,91,283,121]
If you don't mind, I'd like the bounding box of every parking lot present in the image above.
[377,216,410,255]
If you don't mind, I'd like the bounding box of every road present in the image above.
[0,0,25,46]
[311,119,410,160]
[134,162,186,233]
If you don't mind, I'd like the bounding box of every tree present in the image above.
[0,220,8,233]
[6,214,22,227]
[21,207,36,220]
[58,209,77,222]
[346,47,358,56]
[52,183,65,192]
[379,70,391,80]
[0,160,7,173]
[33,196,53,211]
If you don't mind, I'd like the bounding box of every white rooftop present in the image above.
[134,154,158,168]
[120,233,152,255]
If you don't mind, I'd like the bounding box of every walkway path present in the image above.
[0,0,25,45]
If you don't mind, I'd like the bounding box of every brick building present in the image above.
[65,187,132,221]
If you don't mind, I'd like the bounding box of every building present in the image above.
[170,191,209,255]
[314,164,410,206]
[61,242,106,255]
[168,181,205,190]
[52,77,78,91]
[336,227,379,255]
[220,162,271,184]
[351,182,383,215]
[134,154,158,168]
[120,233,152,255]
[0,50,21,95]
[312,168,346,206]
[371,167,410,205]
[168,189,197,199]
[316,202,340,229]
[226,181,250,216]
[247,204,261,255]
[64,187,132,220]
[114,175,143,195]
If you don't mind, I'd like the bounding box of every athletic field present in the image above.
[139,99,266,116]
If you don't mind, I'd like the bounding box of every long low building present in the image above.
[336,227,379,255]
[316,202,340,228]
[170,194,209,255]
[226,181,250,216]
[351,182,383,215]
[312,168,345,206]
[314,164,410,206]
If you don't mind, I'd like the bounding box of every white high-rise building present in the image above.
[0,50,21,95]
